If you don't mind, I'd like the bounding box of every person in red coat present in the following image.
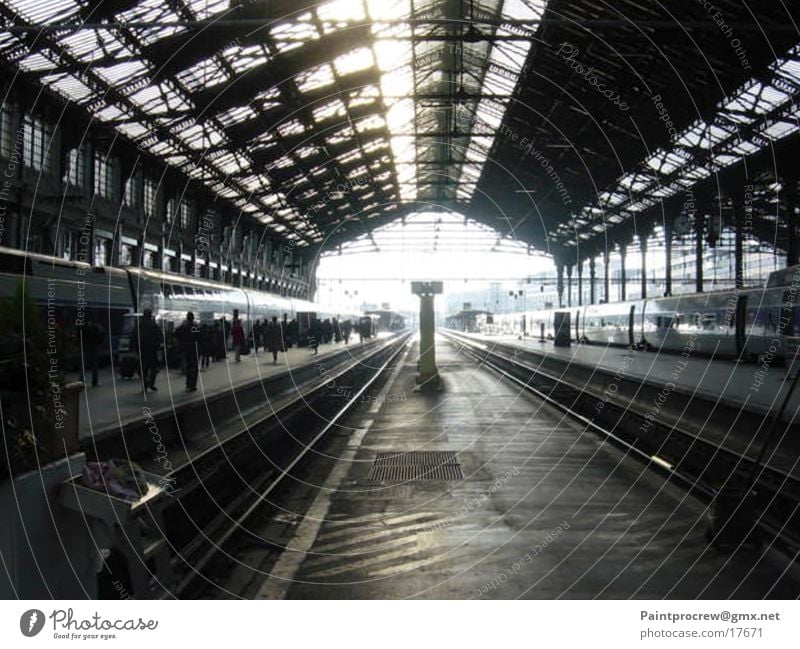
[231,309,245,362]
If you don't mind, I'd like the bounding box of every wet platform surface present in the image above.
[73,337,383,440]
[460,332,800,417]
[255,338,800,599]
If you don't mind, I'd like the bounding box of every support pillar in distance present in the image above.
[411,281,443,391]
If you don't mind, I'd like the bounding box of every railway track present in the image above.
[441,330,800,557]
[107,332,412,598]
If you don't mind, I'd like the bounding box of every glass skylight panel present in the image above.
[761,120,797,140]
[391,137,415,163]
[95,105,125,122]
[224,44,269,74]
[117,122,149,140]
[338,149,363,165]
[185,0,229,20]
[96,60,148,86]
[334,48,374,76]
[271,20,319,48]
[680,165,712,181]
[7,0,79,24]
[177,59,229,93]
[46,74,94,103]
[354,114,385,133]
[363,139,387,155]
[296,145,319,159]
[327,127,354,145]
[313,100,347,123]
[216,105,258,128]
[18,52,57,73]
[296,64,335,93]
[277,119,306,137]
[59,29,123,63]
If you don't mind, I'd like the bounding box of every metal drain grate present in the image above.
[367,451,463,482]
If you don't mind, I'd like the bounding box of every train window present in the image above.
[172,285,184,295]
[0,254,31,274]
[162,284,172,297]
[184,287,194,296]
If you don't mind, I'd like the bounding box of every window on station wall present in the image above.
[119,244,134,266]
[60,230,79,261]
[123,169,141,211]
[65,145,88,188]
[0,102,16,159]
[93,152,118,200]
[142,249,155,269]
[22,114,55,174]
[143,176,157,219]
[166,197,177,225]
[94,238,109,266]
[179,200,192,232]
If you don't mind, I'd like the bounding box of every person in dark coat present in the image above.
[308,318,322,355]
[286,318,298,349]
[321,318,333,344]
[266,316,284,364]
[231,310,245,362]
[215,319,227,360]
[253,320,263,353]
[200,323,212,370]
[175,311,201,391]
[332,318,341,343]
[134,308,161,392]
[81,313,105,387]
[342,319,352,345]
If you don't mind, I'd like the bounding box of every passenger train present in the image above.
[0,246,360,363]
[473,266,800,361]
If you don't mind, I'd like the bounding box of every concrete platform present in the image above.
[254,338,800,599]
[464,332,800,417]
[72,337,385,441]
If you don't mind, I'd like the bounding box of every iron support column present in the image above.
[640,235,647,299]
[566,265,573,307]
[664,218,673,297]
[695,212,704,293]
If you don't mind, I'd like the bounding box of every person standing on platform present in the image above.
[332,318,341,343]
[135,308,161,393]
[309,318,321,355]
[232,309,245,362]
[176,311,200,391]
[82,313,105,387]
[342,319,351,345]
[200,323,212,371]
[322,318,333,344]
[267,316,284,364]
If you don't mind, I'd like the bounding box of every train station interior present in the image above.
[3,0,800,624]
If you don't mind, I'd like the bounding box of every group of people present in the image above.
[130,310,352,393]
[306,317,353,354]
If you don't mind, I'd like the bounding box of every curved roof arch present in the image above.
[1,0,799,260]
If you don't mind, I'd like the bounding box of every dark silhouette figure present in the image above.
[82,313,105,387]
[231,310,245,362]
[342,320,352,345]
[176,311,201,391]
[266,316,284,364]
[309,318,322,355]
[134,309,161,392]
